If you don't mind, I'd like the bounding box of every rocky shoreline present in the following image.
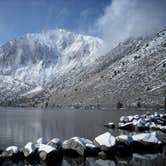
[0,112,166,165]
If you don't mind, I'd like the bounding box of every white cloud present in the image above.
[80,8,98,20]
[96,0,166,49]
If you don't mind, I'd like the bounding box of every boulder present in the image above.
[159,125,166,133]
[156,131,166,145]
[37,140,63,164]
[36,137,47,146]
[120,116,134,123]
[63,137,99,157]
[4,146,24,163]
[131,132,163,153]
[22,142,39,164]
[134,118,150,131]
[116,135,133,145]
[116,132,163,155]
[47,138,62,150]
[81,138,100,157]
[118,113,166,132]
[94,132,116,149]
[5,146,19,156]
[132,132,161,144]
[38,144,55,160]
[118,122,134,131]
[23,142,36,157]
[94,132,116,157]
[149,123,166,133]
[46,138,63,163]
[115,135,133,158]
[133,115,140,120]
[63,137,86,157]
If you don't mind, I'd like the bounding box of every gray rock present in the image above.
[63,137,86,156]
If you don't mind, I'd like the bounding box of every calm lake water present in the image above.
[0,107,166,166]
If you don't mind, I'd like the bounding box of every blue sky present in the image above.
[0,0,166,46]
[0,0,111,44]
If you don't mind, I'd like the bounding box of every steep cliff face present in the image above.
[47,30,166,109]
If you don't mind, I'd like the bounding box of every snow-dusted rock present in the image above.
[150,123,166,132]
[118,122,134,130]
[94,132,116,148]
[23,142,36,157]
[120,116,128,123]
[116,135,133,144]
[132,132,161,144]
[22,142,39,164]
[47,138,62,150]
[63,136,98,157]
[38,144,56,160]
[116,132,163,154]
[80,138,100,157]
[118,113,166,133]
[134,118,150,131]
[37,140,63,163]
[131,132,163,153]
[3,146,24,163]
[133,115,140,120]
[63,137,86,156]
[158,125,166,133]
[120,116,134,123]
[38,144,55,154]
[5,146,19,156]
[36,137,47,146]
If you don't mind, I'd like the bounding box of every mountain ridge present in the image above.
[0,29,165,109]
[46,30,166,109]
[0,29,103,106]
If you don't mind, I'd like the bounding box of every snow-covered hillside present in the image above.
[47,30,166,109]
[0,29,165,108]
[0,29,103,105]
[0,29,103,85]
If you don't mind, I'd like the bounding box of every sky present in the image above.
[0,0,110,44]
[0,0,166,47]
[97,0,166,48]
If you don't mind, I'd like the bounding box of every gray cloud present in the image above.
[96,0,166,49]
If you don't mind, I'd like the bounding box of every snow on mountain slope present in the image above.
[0,29,103,85]
[47,30,166,109]
[0,29,103,105]
[0,28,165,108]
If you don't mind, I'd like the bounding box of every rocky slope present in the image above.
[0,29,166,109]
[47,30,166,109]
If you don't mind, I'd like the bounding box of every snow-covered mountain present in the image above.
[0,29,165,108]
[47,30,166,109]
[0,29,103,105]
[0,29,103,85]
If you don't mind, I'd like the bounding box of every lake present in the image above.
[0,107,166,166]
